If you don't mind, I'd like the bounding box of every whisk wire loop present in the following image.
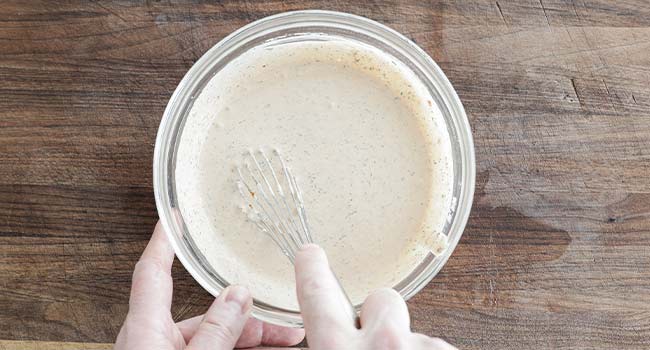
[236,148,359,327]
[237,149,314,262]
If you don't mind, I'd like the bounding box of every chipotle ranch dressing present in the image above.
[175,39,453,310]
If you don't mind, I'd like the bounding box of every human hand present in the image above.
[114,222,304,349]
[294,244,456,349]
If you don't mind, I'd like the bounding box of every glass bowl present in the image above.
[153,10,475,328]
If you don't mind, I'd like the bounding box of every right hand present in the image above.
[295,244,456,349]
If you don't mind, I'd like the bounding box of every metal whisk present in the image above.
[235,148,359,327]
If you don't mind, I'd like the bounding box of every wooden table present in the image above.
[1,1,649,349]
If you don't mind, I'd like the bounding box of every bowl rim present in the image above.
[153,9,475,327]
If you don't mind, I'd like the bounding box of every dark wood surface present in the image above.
[1,1,649,349]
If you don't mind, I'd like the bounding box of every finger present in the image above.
[177,315,202,343]
[233,318,306,348]
[234,318,262,348]
[295,244,354,337]
[360,288,410,331]
[177,313,305,347]
[185,285,252,350]
[129,221,175,314]
[178,316,257,346]
[262,321,305,346]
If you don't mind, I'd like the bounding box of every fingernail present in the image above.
[225,285,251,313]
[299,243,321,252]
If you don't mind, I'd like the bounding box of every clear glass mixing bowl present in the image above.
[153,10,475,328]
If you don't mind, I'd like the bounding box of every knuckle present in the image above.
[201,318,238,344]
[128,280,151,307]
[370,323,405,349]
[134,257,166,276]
[375,323,405,349]
[129,259,171,307]
[299,276,337,301]
[314,334,349,350]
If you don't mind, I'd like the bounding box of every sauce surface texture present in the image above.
[176,39,453,310]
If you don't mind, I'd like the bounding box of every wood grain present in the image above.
[1,1,649,349]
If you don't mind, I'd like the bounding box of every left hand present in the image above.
[114,221,305,349]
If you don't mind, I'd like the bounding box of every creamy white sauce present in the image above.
[176,38,453,310]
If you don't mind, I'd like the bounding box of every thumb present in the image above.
[186,285,252,350]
